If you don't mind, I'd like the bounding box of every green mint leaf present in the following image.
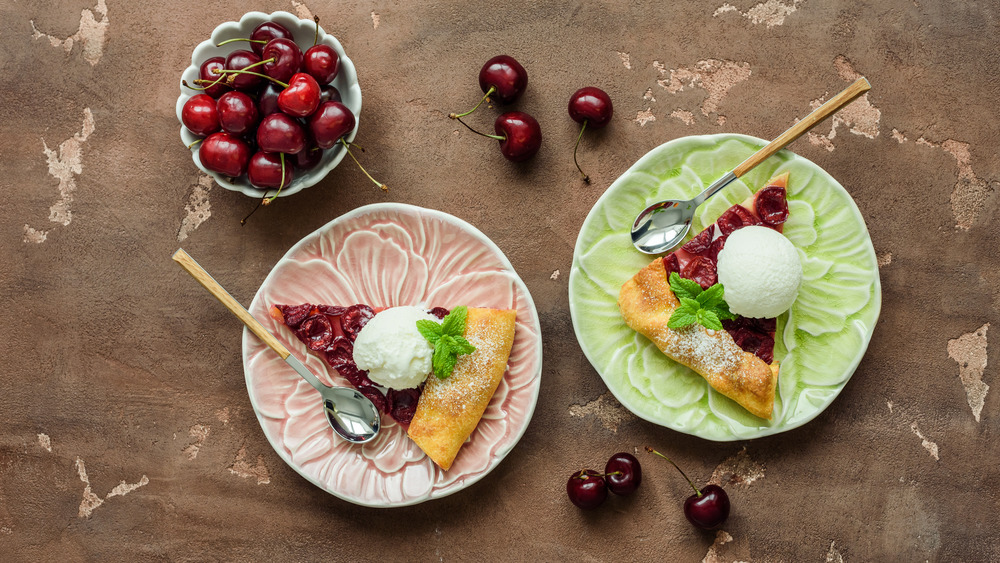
[668,272,703,301]
[432,340,454,379]
[697,309,723,331]
[677,297,701,314]
[416,319,444,344]
[441,305,468,337]
[696,284,724,309]
[714,300,737,321]
[451,335,477,355]
[668,310,698,329]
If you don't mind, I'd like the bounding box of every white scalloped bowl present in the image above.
[175,11,361,199]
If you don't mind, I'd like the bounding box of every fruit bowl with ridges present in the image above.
[176,10,361,198]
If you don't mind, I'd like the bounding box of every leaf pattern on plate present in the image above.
[243,204,542,506]
[569,134,880,441]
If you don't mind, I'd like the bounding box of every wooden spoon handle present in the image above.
[172,248,291,359]
[732,76,871,178]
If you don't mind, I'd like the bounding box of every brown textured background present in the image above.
[2,0,998,560]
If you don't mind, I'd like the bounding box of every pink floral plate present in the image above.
[242,203,543,507]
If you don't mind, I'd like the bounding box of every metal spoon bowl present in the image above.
[631,77,871,255]
[172,249,380,444]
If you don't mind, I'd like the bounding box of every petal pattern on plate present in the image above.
[243,204,542,506]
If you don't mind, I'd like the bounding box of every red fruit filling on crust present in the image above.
[660,179,789,363]
[270,304,450,426]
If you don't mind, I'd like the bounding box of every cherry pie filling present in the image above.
[270,303,450,426]
[663,183,789,364]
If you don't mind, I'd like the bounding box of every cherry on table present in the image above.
[216,91,259,136]
[605,452,642,496]
[181,94,220,136]
[247,151,293,190]
[568,86,613,183]
[449,55,527,120]
[198,132,250,177]
[646,447,730,530]
[261,38,302,83]
[494,111,542,162]
[257,113,306,154]
[566,469,607,510]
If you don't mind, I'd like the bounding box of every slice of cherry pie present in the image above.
[618,173,790,419]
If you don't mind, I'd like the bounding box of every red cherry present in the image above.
[225,50,263,91]
[320,85,342,104]
[278,73,322,118]
[566,469,607,510]
[479,55,528,104]
[197,56,230,98]
[261,38,302,83]
[647,447,731,530]
[303,44,340,84]
[684,485,730,530]
[249,21,292,56]
[216,91,259,136]
[308,101,355,149]
[256,113,306,154]
[181,94,220,136]
[199,132,250,177]
[257,83,283,117]
[605,452,642,496]
[568,87,614,128]
[247,152,293,189]
[494,111,541,162]
[292,132,323,170]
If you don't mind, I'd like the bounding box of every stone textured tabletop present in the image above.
[2,0,998,560]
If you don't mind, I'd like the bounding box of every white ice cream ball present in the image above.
[717,226,802,318]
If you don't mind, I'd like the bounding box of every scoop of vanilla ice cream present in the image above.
[352,306,437,389]
[716,226,803,318]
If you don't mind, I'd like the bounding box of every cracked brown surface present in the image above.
[2,0,998,560]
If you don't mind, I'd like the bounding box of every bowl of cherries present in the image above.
[176,11,366,200]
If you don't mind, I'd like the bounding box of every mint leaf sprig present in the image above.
[416,306,477,379]
[666,272,736,331]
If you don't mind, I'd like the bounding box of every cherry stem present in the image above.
[575,470,622,479]
[573,120,591,184]
[454,117,504,141]
[186,138,202,150]
[449,86,496,119]
[184,75,227,92]
[265,153,287,204]
[313,16,320,46]
[646,447,701,497]
[218,68,288,88]
[241,194,267,226]
[217,37,267,47]
[340,138,388,191]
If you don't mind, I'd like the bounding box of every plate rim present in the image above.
[568,133,882,441]
[242,202,543,506]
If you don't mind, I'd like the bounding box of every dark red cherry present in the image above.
[198,56,230,98]
[568,87,614,128]
[684,485,730,530]
[249,21,292,56]
[567,469,607,510]
[247,151,293,189]
[256,113,306,154]
[181,94,220,136]
[257,83,283,117]
[605,452,642,496]
[199,132,250,177]
[494,111,541,162]
[225,50,263,91]
[216,91,259,136]
[320,85,342,104]
[303,44,340,84]
[479,55,528,104]
[309,101,355,149]
[292,132,323,170]
[278,73,321,118]
[262,38,302,83]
